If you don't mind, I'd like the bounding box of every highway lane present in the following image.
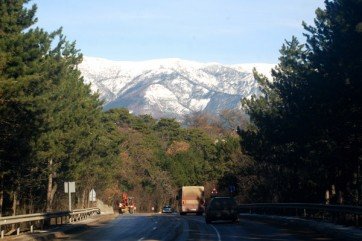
[60,213,340,241]
[64,213,184,241]
[183,215,338,241]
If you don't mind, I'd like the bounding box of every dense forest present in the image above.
[240,0,362,204]
[0,1,246,215]
[0,0,361,216]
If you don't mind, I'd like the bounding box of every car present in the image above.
[205,197,239,224]
[162,205,173,213]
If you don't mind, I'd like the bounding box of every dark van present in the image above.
[205,197,239,224]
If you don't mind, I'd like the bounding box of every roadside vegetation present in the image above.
[0,1,245,215]
[239,0,361,205]
[0,0,360,216]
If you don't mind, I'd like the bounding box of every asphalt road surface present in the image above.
[60,213,341,241]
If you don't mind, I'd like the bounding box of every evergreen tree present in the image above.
[240,0,362,204]
[0,0,53,215]
[301,0,362,204]
[0,0,120,214]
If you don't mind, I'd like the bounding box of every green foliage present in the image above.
[240,0,362,204]
[0,1,119,214]
[103,108,248,210]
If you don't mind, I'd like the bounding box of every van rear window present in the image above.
[209,198,236,209]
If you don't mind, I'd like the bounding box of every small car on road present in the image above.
[205,196,238,224]
[162,205,173,213]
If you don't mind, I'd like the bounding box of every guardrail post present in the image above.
[1,229,4,239]
[30,225,34,233]
[16,227,20,235]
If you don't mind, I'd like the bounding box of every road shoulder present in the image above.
[239,213,362,241]
[4,213,118,241]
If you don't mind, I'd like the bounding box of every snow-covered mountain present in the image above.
[79,56,274,120]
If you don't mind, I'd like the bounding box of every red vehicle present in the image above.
[118,193,136,214]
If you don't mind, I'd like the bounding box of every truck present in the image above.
[177,186,205,215]
[118,193,136,214]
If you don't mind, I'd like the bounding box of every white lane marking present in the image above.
[138,237,144,241]
[210,224,221,241]
[181,216,221,241]
[153,227,157,230]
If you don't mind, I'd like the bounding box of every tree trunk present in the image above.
[0,174,3,217]
[46,159,57,212]
[325,190,330,204]
[357,159,361,205]
[337,191,343,204]
[81,189,87,209]
[12,191,17,216]
[29,193,34,214]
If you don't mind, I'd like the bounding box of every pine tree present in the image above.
[0,1,120,214]
[301,0,362,204]
[240,0,362,203]
[0,0,53,215]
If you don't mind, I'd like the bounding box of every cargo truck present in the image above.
[177,186,205,215]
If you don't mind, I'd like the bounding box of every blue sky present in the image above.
[31,0,323,64]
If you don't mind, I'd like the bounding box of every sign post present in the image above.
[64,182,76,211]
[89,189,96,207]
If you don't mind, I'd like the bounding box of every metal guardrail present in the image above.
[238,203,362,226]
[238,203,362,215]
[0,208,100,238]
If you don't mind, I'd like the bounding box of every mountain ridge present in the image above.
[79,56,275,120]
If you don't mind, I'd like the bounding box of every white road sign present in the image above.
[64,182,75,193]
[89,189,96,202]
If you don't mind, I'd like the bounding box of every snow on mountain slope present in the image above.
[78,56,275,120]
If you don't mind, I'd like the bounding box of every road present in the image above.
[60,213,340,241]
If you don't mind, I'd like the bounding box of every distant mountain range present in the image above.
[78,57,274,120]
